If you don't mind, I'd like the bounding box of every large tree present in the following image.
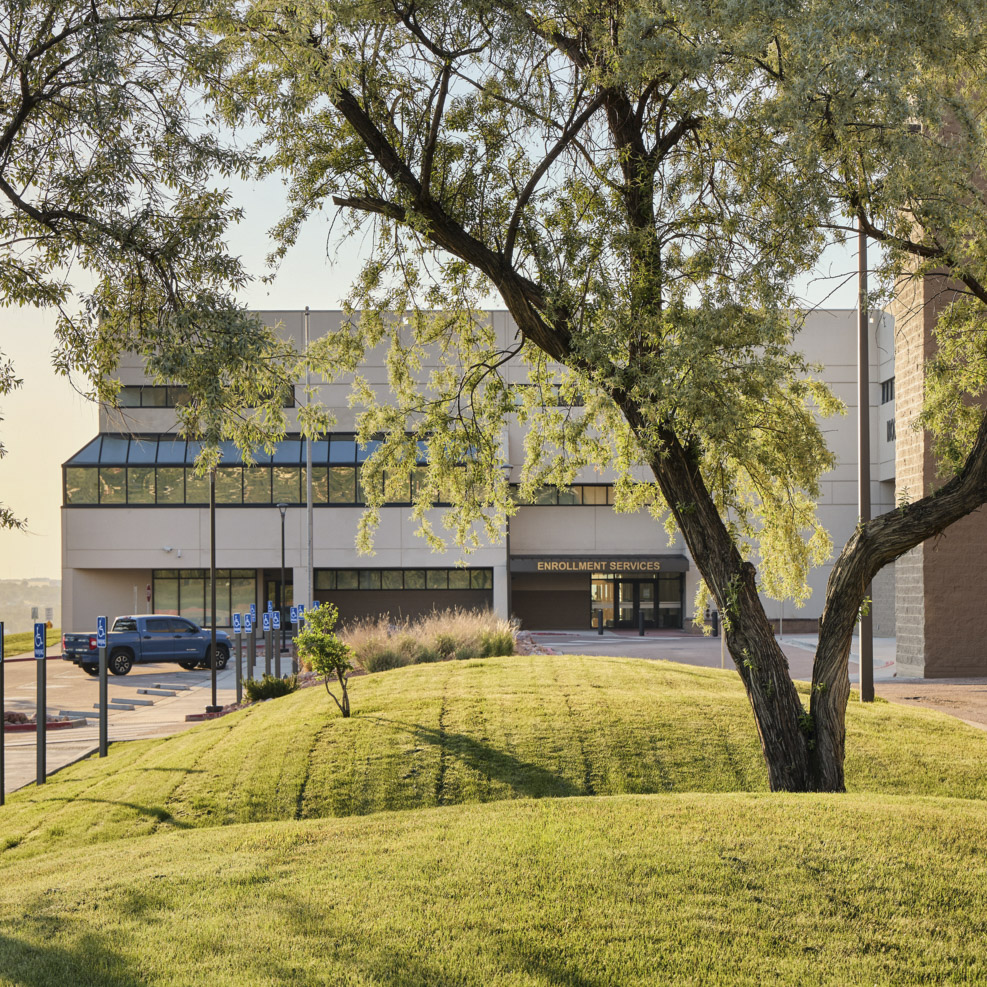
[211,0,987,790]
[0,0,303,529]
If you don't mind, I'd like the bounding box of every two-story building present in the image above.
[60,308,896,637]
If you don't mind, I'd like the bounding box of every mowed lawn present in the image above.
[1,654,987,985]
[1,655,985,860]
[1,794,986,986]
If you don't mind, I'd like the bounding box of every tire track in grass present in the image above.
[295,718,331,820]
[148,716,242,830]
[434,673,449,806]
[551,657,596,797]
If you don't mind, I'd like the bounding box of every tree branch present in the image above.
[504,91,605,263]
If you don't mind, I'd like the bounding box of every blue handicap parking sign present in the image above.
[312,601,319,610]
[262,612,271,632]
[267,600,274,613]
[245,614,253,633]
[34,622,46,658]
[233,613,242,634]
[273,612,281,630]
[290,606,298,623]
[96,615,107,649]
[249,603,257,619]
[298,604,305,616]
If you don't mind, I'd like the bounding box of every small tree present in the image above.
[295,604,355,718]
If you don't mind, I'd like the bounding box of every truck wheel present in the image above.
[178,661,199,671]
[209,646,230,670]
[82,665,99,677]
[109,650,133,676]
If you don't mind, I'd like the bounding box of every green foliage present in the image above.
[244,673,299,702]
[0,2,309,527]
[295,603,355,717]
[204,0,851,606]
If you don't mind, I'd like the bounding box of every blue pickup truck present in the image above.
[62,615,231,676]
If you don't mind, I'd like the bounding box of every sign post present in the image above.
[1,620,5,806]
[34,622,46,785]
[245,613,254,680]
[272,611,282,678]
[290,606,299,675]
[233,613,243,704]
[97,615,108,757]
[262,612,272,677]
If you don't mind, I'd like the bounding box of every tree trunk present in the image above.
[620,403,818,790]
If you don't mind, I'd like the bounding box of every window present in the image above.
[448,570,471,590]
[111,385,294,408]
[65,468,99,504]
[315,568,493,592]
[273,466,301,503]
[157,468,184,504]
[185,470,209,504]
[243,466,272,504]
[359,570,382,590]
[215,468,243,504]
[881,378,895,404]
[64,433,620,509]
[329,466,357,504]
[99,467,126,504]
[128,467,156,504]
[153,569,256,627]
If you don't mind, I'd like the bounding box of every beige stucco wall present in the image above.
[70,306,892,635]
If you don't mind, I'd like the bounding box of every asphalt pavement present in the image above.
[0,644,293,796]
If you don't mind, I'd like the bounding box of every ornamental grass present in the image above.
[341,607,516,672]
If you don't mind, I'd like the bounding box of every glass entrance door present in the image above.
[615,580,638,627]
[591,573,684,630]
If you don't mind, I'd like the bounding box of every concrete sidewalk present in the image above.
[2,662,244,796]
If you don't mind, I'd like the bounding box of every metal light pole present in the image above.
[858,221,874,703]
[500,463,514,620]
[1,621,5,805]
[207,467,221,713]
[278,502,288,653]
[304,307,314,616]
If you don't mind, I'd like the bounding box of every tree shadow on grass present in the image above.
[250,883,610,987]
[24,796,192,828]
[371,716,583,800]
[0,931,144,987]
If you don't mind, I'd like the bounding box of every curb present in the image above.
[185,710,234,722]
[3,717,89,733]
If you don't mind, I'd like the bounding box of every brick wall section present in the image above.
[893,271,929,674]
[893,273,987,676]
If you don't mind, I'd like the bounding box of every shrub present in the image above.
[244,674,298,702]
[295,603,355,717]
[341,608,516,673]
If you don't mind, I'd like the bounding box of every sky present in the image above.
[0,171,862,582]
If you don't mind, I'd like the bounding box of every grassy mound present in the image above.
[1,793,986,985]
[1,656,985,863]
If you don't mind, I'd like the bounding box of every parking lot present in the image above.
[0,645,262,795]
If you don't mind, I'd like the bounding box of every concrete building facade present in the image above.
[61,308,895,638]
